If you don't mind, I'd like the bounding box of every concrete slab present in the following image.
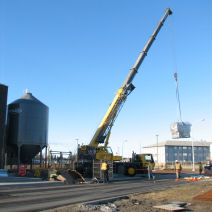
[0,176,43,182]
[0,176,64,188]
[153,204,184,211]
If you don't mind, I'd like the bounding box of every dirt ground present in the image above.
[42,180,212,212]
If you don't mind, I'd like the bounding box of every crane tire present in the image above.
[127,167,136,176]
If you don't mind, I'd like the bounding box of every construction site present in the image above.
[0,1,212,212]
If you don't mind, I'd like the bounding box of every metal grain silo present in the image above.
[7,90,49,166]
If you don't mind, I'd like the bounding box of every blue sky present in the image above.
[0,0,211,157]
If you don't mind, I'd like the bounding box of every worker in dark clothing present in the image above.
[148,162,153,180]
[199,161,203,175]
[105,162,110,183]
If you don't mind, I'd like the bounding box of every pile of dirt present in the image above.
[50,169,99,185]
[194,189,212,201]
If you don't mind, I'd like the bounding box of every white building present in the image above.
[143,140,211,165]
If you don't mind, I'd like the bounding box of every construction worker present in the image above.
[101,160,108,183]
[175,160,182,179]
[148,162,153,180]
[105,161,110,183]
[199,161,203,175]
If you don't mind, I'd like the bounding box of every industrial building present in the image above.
[0,84,8,169]
[143,140,211,165]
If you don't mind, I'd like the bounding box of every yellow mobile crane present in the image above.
[76,8,172,177]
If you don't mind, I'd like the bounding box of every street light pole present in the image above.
[191,118,205,172]
[192,139,195,171]
[156,134,159,169]
[75,138,79,163]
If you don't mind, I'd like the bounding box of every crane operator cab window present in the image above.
[144,154,155,169]
[134,154,154,163]
[106,147,113,154]
[145,154,153,162]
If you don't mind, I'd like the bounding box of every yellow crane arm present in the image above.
[89,8,172,148]
[89,87,124,147]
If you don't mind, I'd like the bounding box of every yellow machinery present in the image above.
[113,153,155,176]
[76,8,172,177]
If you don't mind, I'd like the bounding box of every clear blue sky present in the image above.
[0,0,211,157]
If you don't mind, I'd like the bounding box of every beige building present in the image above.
[143,140,211,165]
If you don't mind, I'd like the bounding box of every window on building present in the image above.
[183,153,187,157]
[183,146,187,150]
[179,146,182,149]
[174,146,178,150]
[205,149,209,154]
[188,147,192,150]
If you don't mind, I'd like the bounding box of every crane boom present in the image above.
[122,8,172,87]
[89,8,172,147]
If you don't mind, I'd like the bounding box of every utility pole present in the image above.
[117,146,120,155]
[192,118,205,172]
[156,134,159,169]
[192,139,195,171]
[75,138,79,163]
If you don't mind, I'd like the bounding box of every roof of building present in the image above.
[143,140,212,148]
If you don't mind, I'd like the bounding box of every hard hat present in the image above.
[175,160,178,162]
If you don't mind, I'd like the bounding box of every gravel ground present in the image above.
[42,180,212,212]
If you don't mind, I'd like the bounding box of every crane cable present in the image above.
[169,16,183,122]
[174,73,182,122]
